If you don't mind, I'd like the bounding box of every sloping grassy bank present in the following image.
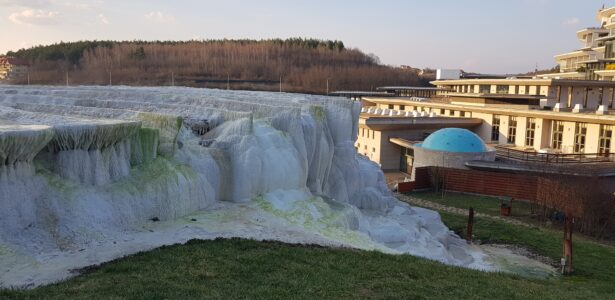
[2,211,615,300]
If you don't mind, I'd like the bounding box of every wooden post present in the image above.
[326,78,329,95]
[466,207,474,243]
[563,210,574,275]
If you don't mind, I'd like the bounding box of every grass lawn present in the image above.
[2,210,615,299]
[411,191,534,218]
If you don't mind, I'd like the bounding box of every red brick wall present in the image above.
[419,167,539,201]
[442,168,539,201]
[415,166,615,235]
[413,167,431,189]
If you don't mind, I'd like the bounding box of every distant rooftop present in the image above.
[376,86,445,91]
[460,73,508,79]
[329,91,393,97]
[0,57,29,66]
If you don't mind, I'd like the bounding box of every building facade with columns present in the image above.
[362,92,615,158]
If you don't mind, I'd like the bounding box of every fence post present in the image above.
[466,207,474,243]
[562,210,574,275]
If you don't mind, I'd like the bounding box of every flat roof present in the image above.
[431,78,615,87]
[376,86,445,91]
[538,72,584,79]
[465,160,615,177]
[445,92,543,100]
[594,70,615,76]
[359,114,482,131]
[389,137,419,149]
[330,91,393,97]
[362,97,615,124]
[595,35,615,42]
[598,6,615,19]
[554,50,589,59]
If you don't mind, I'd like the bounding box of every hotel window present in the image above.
[496,85,509,94]
[525,118,536,147]
[468,85,474,93]
[573,123,587,153]
[525,85,530,95]
[459,111,466,117]
[400,105,405,111]
[491,115,501,141]
[449,110,455,116]
[388,104,394,109]
[507,116,517,144]
[551,121,564,150]
[440,108,445,115]
[599,125,613,155]
[514,85,519,94]
[479,85,490,94]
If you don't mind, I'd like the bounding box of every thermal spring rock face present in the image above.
[0,86,489,287]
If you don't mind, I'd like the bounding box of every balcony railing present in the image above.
[495,145,615,164]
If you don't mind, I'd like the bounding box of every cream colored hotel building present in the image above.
[354,6,615,172]
[544,6,615,80]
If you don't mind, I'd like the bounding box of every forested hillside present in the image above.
[5,39,426,93]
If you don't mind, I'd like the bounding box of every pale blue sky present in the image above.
[0,0,611,73]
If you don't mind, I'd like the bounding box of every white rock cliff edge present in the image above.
[0,86,490,288]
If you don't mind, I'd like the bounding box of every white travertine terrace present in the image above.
[0,85,490,288]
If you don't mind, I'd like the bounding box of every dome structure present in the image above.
[419,128,487,153]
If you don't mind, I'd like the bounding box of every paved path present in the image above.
[395,193,532,227]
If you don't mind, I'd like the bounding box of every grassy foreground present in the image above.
[2,215,615,299]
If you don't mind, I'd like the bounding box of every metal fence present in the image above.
[495,145,615,164]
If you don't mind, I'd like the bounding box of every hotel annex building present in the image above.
[355,5,615,172]
[347,5,615,235]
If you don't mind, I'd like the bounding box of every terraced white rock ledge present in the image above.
[0,85,491,288]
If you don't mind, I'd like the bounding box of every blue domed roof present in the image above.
[419,128,487,153]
